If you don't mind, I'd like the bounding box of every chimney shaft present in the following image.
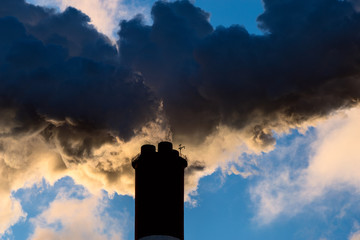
[132,142,188,240]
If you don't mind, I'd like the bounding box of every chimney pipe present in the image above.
[132,142,188,240]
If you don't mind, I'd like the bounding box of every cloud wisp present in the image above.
[1,0,360,234]
[251,107,360,224]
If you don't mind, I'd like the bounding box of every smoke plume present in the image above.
[1,0,360,232]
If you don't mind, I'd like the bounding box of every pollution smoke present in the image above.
[1,0,360,233]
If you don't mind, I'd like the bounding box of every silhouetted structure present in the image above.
[132,142,188,240]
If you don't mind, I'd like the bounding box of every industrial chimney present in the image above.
[132,142,188,240]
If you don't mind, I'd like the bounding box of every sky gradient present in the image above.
[1,0,360,239]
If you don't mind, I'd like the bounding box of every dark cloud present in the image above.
[1,0,360,181]
[0,4,159,164]
[119,1,217,143]
[119,0,360,147]
[27,7,118,61]
[0,0,51,26]
[0,0,117,62]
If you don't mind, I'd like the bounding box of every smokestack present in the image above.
[132,142,188,240]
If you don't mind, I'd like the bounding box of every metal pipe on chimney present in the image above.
[132,142,188,240]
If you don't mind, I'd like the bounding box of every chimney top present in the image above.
[158,141,173,153]
[141,144,156,154]
[132,142,187,170]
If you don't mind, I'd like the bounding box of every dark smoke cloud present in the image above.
[0,2,159,163]
[119,0,360,147]
[1,0,360,199]
[0,0,51,26]
[0,0,117,61]
[119,2,217,143]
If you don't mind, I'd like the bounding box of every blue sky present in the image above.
[194,0,263,33]
[2,0,360,239]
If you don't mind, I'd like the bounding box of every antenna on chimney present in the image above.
[178,144,185,154]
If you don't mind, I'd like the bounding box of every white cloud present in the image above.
[29,188,124,240]
[0,196,26,235]
[0,132,65,235]
[26,0,151,40]
[251,106,360,224]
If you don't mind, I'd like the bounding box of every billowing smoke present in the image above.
[0,0,167,232]
[1,0,360,233]
[119,0,360,147]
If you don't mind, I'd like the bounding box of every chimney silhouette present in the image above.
[132,142,188,240]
